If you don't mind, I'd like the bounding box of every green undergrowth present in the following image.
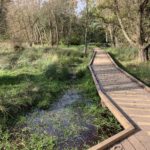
[0,45,89,121]
[74,70,122,144]
[0,44,121,149]
[106,47,150,86]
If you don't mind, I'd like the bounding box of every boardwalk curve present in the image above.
[88,48,150,150]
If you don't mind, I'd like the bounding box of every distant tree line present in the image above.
[0,0,104,47]
[0,0,149,61]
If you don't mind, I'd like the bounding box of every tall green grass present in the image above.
[0,46,86,121]
[106,47,150,86]
[0,44,89,149]
[0,44,121,149]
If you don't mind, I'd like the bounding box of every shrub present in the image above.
[107,47,138,61]
[62,35,82,45]
[55,49,83,58]
[45,62,70,80]
[37,98,51,109]
[76,65,86,78]
[44,47,52,53]
[12,38,24,52]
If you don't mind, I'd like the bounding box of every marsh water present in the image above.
[24,89,99,149]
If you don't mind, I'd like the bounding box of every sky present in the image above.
[76,0,86,14]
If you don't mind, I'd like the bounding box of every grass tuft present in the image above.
[0,44,122,149]
[106,47,150,86]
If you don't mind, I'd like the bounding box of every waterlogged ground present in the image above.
[20,88,122,149]
[0,45,122,149]
[24,89,100,149]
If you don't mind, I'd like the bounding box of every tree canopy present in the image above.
[0,0,150,61]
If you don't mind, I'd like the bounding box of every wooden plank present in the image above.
[122,109,150,116]
[137,122,150,126]
[134,131,150,149]
[88,50,135,150]
[106,50,150,92]
[121,139,135,150]
[130,116,150,123]
[88,129,133,150]
[88,48,150,150]
[108,89,148,93]
[138,125,150,134]
[110,144,125,150]
[111,98,150,103]
[109,89,149,94]
[122,107,150,112]
[109,93,149,98]
[128,135,146,150]
[129,114,150,118]
[117,102,150,107]
[118,104,150,110]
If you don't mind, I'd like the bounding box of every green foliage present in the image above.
[76,69,100,103]
[106,47,150,86]
[73,69,122,142]
[62,35,82,45]
[0,128,56,150]
[45,62,70,80]
[125,62,150,86]
[0,46,71,120]
[0,44,121,149]
[107,47,138,61]
[0,44,90,121]
[76,63,87,78]
[25,134,55,150]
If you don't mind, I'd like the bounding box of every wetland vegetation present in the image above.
[106,47,150,86]
[0,44,122,149]
[0,0,149,149]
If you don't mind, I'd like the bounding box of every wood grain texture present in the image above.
[89,48,150,150]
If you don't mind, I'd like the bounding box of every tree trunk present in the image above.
[84,0,89,56]
[108,24,116,47]
[84,27,88,56]
[105,30,108,43]
[139,43,150,62]
[114,0,136,47]
[55,23,59,47]
[115,36,119,48]
[67,18,72,48]
[139,49,145,62]
[114,0,149,62]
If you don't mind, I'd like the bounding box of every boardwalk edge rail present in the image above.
[106,51,150,92]
[88,49,136,150]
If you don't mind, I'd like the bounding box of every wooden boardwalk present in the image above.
[89,48,150,150]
